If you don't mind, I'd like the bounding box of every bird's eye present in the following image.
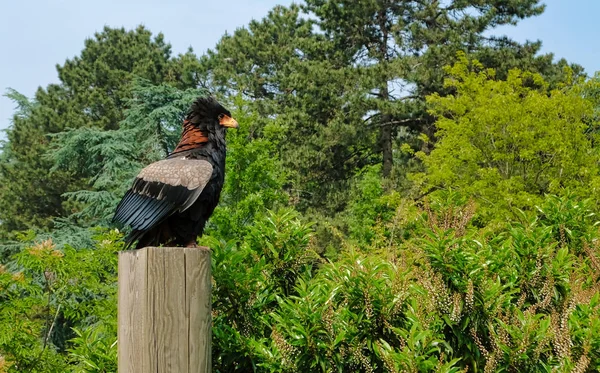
[218,113,239,128]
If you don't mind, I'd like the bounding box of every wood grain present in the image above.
[118,247,212,373]
[185,248,212,372]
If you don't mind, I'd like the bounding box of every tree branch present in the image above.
[378,118,427,127]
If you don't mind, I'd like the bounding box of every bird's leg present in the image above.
[159,223,173,246]
[184,239,198,248]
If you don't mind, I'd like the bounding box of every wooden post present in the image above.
[118,247,212,373]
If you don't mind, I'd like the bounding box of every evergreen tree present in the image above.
[52,83,288,240]
[203,5,378,212]
[0,26,203,235]
[202,1,582,213]
[302,0,580,176]
[0,89,79,235]
[51,80,208,227]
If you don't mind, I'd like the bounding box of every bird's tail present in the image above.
[123,229,147,250]
[124,225,175,250]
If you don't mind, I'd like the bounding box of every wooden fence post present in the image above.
[118,247,212,373]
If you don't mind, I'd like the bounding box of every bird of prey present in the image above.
[113,96,238,249]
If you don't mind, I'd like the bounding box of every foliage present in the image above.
[0,89,77,236]
[205,209,317,371]
[303,0,548,176]
[201,1,581,214]
[419,193,600,372]
[415,55,599,223]
[0,230,120,372]
[0,26,203,236]
[204,95,288,240]
[49,82,287,243]
[333,165,405,246]
[2,193,600,372]
[68,326,117,373]
[203,4,373,212]
[1,1,600,372]
[51,80,208,227]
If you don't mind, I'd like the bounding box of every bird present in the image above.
[113,96,238,249]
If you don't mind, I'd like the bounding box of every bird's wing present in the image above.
[113,158,213,232]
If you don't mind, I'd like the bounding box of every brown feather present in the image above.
[173,119,209,153]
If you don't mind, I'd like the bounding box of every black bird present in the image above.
[113,96,238,249]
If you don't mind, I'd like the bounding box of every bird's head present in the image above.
[173,96,238,155]
[187,96,238,133]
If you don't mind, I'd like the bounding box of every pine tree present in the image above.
[203,5,377,212]
[0,26,203,235]
[202,1,582,212]
[303,0,580,177]
[51,80,208,227]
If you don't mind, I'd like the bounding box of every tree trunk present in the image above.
[381,112,393,178]
[380,79,392,177]
[378,9,392,178]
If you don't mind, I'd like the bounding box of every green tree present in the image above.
[0,231,120,372]
[0,90,72,235]
[303,0,580,177]
[51,80,208,228]
[203,5,372,212]
[0,26,203,236]
[415,56,599,222]
[206,96,288,240]
[203,1,582,214]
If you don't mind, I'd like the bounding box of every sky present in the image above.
[0,0,599,136]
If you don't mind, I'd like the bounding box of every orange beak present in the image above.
[219,114,239,128]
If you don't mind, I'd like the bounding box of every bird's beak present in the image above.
[219,114,239,128]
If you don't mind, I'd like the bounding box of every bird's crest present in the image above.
[187,96,228,124]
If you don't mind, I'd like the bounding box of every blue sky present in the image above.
[0,0,598,135]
